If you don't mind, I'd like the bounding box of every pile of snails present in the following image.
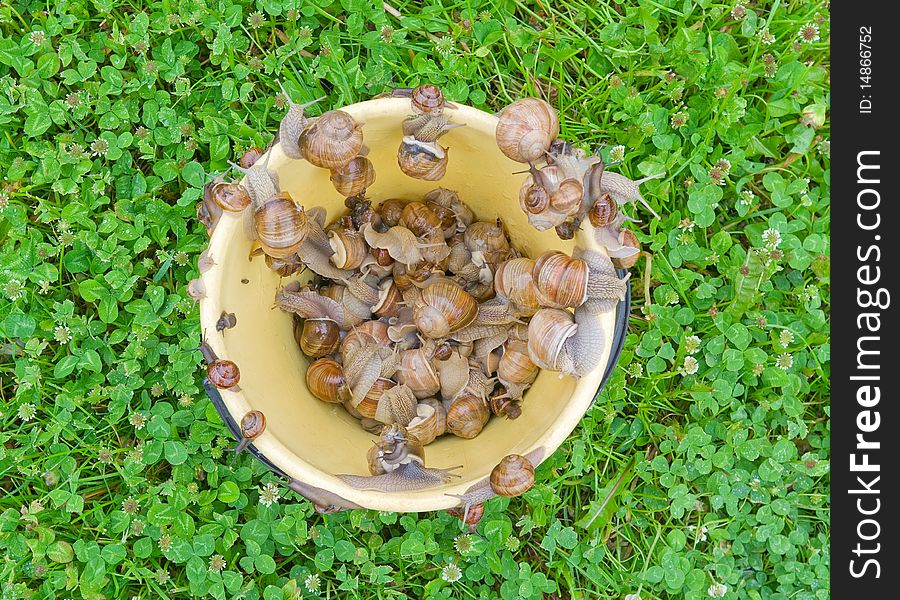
[196,83,654,507]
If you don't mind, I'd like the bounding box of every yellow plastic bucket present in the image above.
[197,97,629,512]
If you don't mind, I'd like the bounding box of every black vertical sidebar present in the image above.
[831,2,897,595]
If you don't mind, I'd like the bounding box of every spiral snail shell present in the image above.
[490,454,535,497]
[328,228,368,270]
[611,229,641,269]
[496,98,559,163]
[306,357,349,403]
[445,395,490,439]
[526,308,577,371]
[398,137,449,181]
[396,346,441,399]
[255,193,308,259]
[299,110,364,169]
[411,84,447,114]
[204,178,252,212]
[329,155,376,197]
[531,251,589,309]
[400,202,443,236]
[296,318,341,358]
[354,377,398,420]
[588,193,618,227]
[414,280,478,338]
[489,391,522,420]
[497,339,539,385]
[199,340,241,390]
[494,257,541,311]
[231,410,266,458]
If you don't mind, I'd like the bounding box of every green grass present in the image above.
[0,0,829,598]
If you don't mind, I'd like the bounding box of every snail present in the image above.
[424,187,473,234]
[527,305,608,378]
[518,163,584,231]
[198,250,215,274]
[198,178,252,235]
[402,112,463,143]
[447,502,484,533]
[340,320,391,357]
[406,401,444,445]
[494,257,541,313]
[410,84,452,114]
[275,80,326,160]
[329,155,376,197]
[306,358,350,403]
[596,171,663,220]
[254,192,309,259]
[286,477,363,513]
[489,390,522,419]
[588,193,617,227]
[336,424,462,492]
[497,339,538,387]
[299,109,364,169]
[187,278,206,301]
[275,288,359,330]
[378,199,405,228]
[396,344,442,399]
[495,98,560,163]
[295,318,341,357]
[216,311,237,332]
[445,395,490,439]
[490,454,535,497]
[531,251,589,309]
[397,136,449,181]
[328,228,368,270]
[414,280,478,338]
[372,279,402,319]
[353,377,398,420]
[199,339,240,391]
[362,223,425,265]
[576,246,629,314]
[229,150,279,209]
[231,410,266,458]
[240,147,264,169]
[265,252,304,277]
[464,220,510,267]
[611,229,640,269]
[400,202,443,236]
[373,383,418,426]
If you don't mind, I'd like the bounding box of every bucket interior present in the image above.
[200,98,616,511]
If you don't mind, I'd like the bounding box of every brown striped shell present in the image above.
[296,318,341,358]
[495,98,559,163]
[490,454,535,497]
[254,193,308,259]
[299,110,364,169]
[411,84,446,114]
[494,257,540,310]
[306,358,348,403]
[527,308,577,371]
[445,395,490,439]
[329,155,376,197]
[414,280,478,338]
[531,251,589,309]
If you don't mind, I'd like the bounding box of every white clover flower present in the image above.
[435,37,455,57]
[778,330,794,347]
[708,582,728,598]
[4,278,25,301]
[129,413,147,430]
[678,218,695,232]
[609,145,626,162]
[758,27,775,45]
[30,31,46,45]
[90,138,109,157]
[684,335,701,354]
[798,22,820,43]
[776,353,793,370]
[54,325,71,344]
[671,111,688,129]
[441,562,463,582]
[18,403,37,422]
[259,482,280,507]
[625,594,642,600]
[305,573,321,593]
[761,228,781,249]
[682,356,699,375]
[454,534,473,553]
[739,190,756,206]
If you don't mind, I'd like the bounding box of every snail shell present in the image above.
[296,318,341,358]
[496,98,559,163]
[240,148,264,169]
[208,358,240,390]
[400,201,443,236]
[527,308,577,371]
[489,392,522,419]
[255,193,308,259]
[532,251,589,309]
[340,319,391,357]
[372,279,402,319]
[398,137,448,181]
[306,358,349,403]
[204,178,251,212]
[299,110,364,169]
[188,278,206,301]
[611,229,640,269]
[497,339,538,385]
[464,220,510,264]
[447,502,484,531]
[396,347,441,399]
[378,199,405,227]
[420,397,448,439]
[355,377,398,420]
[490,454,535,497]
[328,228,368,270]
[406,402,440,445]
[362,223,423,266]
[520,182,550,215]
[550,178,583,214]
[265,252,304,277]
[414,280,478,338]
[445,395,490,439]
[411,84,446,114]
[216,311,237,332]
[240,410,266,439]
[588,193,618,227]
[330,155,376,197]
[494,257,540,311]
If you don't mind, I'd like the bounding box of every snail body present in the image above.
[276,81,325,160]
